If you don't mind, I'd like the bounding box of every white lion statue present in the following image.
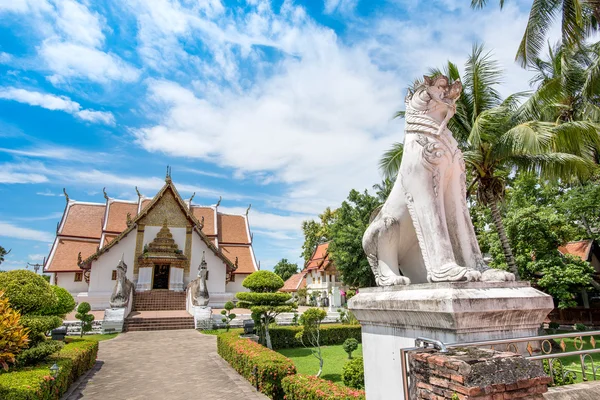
[362,75,515,286]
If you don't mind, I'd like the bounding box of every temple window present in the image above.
[74,272,83,282]
[111,270,117,280]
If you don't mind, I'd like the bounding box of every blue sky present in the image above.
[0,0,545,272]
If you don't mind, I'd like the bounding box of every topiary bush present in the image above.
[343,338,359,359]
[40,286,75,317]
[75,302,94,337]
[268,324,362,350]
[15,341,64,367]
[19,315,62,346]
[342,357,365,389]
[0,291,29,371]
[0,270,57,314]
[242,270,285,292]
[217,330,296,399]
[281,374,365,400]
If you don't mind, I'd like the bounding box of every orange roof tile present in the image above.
[306,242,330,270]
[218,214,250,244]
[559,240,593,261]
[105,201,138,233]
[220,245,257,274]
[192,206,216,236]
[104,234,118,246]
[61,204,105,239]
[140,199,152,211]
[46,239,98,272]
[281,272,306,292]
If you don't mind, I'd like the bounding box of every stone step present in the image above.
[132,290,187,311]
[124,317,195,332]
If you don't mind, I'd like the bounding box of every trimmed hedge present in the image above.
[342,357,365,389]
[281,374,366,400]
[268,324,362,350]
[0,339,98,400]
[217,330,296,399]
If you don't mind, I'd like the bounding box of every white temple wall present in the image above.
[56,272,89,295]
[226,274,248,294]
[190,234,226,293]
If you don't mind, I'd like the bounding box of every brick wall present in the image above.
[409,347,552,400]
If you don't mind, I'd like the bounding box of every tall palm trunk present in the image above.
[488,199,520,280]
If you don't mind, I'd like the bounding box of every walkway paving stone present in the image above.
[63,330,268,400]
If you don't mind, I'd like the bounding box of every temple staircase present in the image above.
[125,290,194,332]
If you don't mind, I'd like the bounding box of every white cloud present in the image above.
[54,0,105,48]
[324,0,358,14]
[0,163,48,184]
[0,87,115,125]
[28,253,48,261]
[0,222,54,242]
[220,206,309,232]
[0,52,12,63]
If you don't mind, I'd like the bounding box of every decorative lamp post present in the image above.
[50,363,59,379]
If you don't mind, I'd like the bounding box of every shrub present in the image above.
[242,270,285,292]
[40,286,75,317]
[0,338,98,400]
[297,288,307,306]
[20,316,62,345]
[268,324,361,350]
[217,330,296,399]
[343,338,359,359]
[281,374,365,400]
[548,322,560,330]
[0,270,57,315]
[75,302,94,337]
[15,341,64,367]
[0,291,29,371]
[220,301,236,332]
[574,323,587,331]
[342,357,365,389]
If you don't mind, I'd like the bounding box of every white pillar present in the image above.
[136,267,152,291]
[169,267,184,292]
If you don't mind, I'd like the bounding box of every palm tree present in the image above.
[380,44,599,278]
[471,0,600,66]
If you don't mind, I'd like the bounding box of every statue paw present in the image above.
[464,269,482,282]
[429,263,481,282]
[481,269,515,282]
[376,274,411,286]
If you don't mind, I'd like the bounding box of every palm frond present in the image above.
[516,0,561,67]
[393,110,406,120]
[510,152,595,182]
[552,120,600,158]
[465,43,503,118]
[583,42,600,99]
[379,142,404,180]
[561,0,585,46]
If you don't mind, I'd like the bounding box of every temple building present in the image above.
[44,174,258,310]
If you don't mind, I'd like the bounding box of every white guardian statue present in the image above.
[362,75,515,286]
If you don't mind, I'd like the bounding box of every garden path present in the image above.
[63,330,268,400]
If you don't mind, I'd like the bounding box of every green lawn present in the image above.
[278,344,362,384]
[541,333,600,383]
[66,333,119,342]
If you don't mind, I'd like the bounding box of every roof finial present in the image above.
[126,212,132,227]
[135,186,142,199]
[189,192,195,204]
[246,204,252,216]
[77,252,82,265]
[103,187,109,201]
[199,216,205,230]
[165,165,172,182]
[216,196,222,207]
[63,188,69,203]
[235,256,239,269]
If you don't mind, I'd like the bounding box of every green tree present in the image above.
[329,189,380,288]
[343,338,359,359]
[236,271,296,349]
[220,301,236,332]
[273,259,299,282]
[300,208,336,264]
[471,0,600,66]
[75,302,95,337]
[295,307,327,377]
[380,44,599,279]
[0,246,10,266]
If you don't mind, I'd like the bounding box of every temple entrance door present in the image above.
[153,265,170,289]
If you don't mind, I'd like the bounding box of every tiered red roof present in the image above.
[281,272,307,292]
[558,240,594,261]
[45,182,258,275]
[305,242,333,271]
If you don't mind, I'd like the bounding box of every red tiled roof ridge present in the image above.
[558,239,594,261]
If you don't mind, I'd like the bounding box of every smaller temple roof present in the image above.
[305,242,333,272]
[220,245,258,274]
[281,272,307,292]
[559,240,594,261]
[46,239,98,272]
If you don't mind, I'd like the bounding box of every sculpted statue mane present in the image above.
[362,75,515,286]
[188,251,210,307]
[110,257,134,308]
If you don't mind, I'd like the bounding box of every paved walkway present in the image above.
[64,330,268,400]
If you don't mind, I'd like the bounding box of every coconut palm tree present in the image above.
[471,0,600,66]
[380,44,599,279]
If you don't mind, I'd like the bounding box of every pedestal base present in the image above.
[193,306,213,330]
[348,281,553,400]
[102,308,126,334]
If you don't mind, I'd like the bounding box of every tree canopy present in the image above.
[273,259,299,282]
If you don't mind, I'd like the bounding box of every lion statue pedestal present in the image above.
[348,75,553,400]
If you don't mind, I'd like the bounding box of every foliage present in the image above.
[295,308,327,377]
[238,271,296,349]
[0,246,10,266]
[575,323,588,331]
[268,324,362,350]
[220,301,236,332]
[329,189,381,287]
[0,270,58,315]
[337,309,359,325]
[15,341,64,367]
[40,286,75,317]
[0,338,98,400]
[217,330,296,399]
[301,208,336,264]
[548,322,560,331]
[75,303,94,338]
[281,374,365,400]
[543,358,576,386]
[242,271,285,292]
[19,316,62,346]
[0,292,29,371]
[342,338,359,359]
[297,288,308,306]
[342,357,364,389]
[273,259,298,282]
[345,289,356,300]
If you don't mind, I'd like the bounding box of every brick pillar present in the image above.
[409,348,552,400]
